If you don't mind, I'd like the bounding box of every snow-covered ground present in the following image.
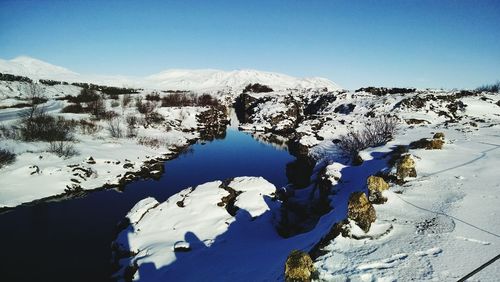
[315,125,500,281]
[0,80,226,208]
[112,86,500,281]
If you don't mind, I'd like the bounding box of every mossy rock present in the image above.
[433,132,445,139]
[367,176,389,204]
[428,138,444,149]
[396,154,416,180]
[285,250,317,282]
[348,192,376,232]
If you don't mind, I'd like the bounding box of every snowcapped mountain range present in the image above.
[0,56,340,91]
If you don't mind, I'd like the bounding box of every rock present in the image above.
[433,132,445,139]
[409,138,443,150]
[285,250,316,282]
[334,103,356,115]
[352,153,364,166]
[86,156,96,164]
[405,118,429,125]
[347,192,376,232]
[396,154,416,180]
[428,138,444,149]
[173,242,191,252]
[367,176,389,204]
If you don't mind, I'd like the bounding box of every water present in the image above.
[0,129,299,282]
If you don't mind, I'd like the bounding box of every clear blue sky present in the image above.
[1,0,499,89]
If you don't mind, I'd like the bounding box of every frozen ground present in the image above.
[114,86,500,281]
[0,80,219,208]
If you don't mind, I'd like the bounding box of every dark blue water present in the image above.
[0,129,297,282]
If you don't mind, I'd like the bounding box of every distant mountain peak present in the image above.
[0,56,341,91]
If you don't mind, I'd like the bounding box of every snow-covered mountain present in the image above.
[0,56,80,81]
[0,56,341,91]
[146,69,340,91]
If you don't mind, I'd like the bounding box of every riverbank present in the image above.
[0,80,229,208]
[112,87,500,280]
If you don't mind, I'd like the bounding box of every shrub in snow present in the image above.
[79,120,100,135]
[48,140,78,158]
[476,81,500,93]
[338,115,398,157]
[87,95,106,119]
[0,124,20,139]
[69,88,100,104]
[145,92,161,101]
[284,250,317,282]
[19,114,75,142]
[106,117,123,138]
[121,94,132,108]
[126,115,138,137]
[347,192,376,233]
[0,148,16,168]
[243,83,273,93]
[160,92,220,107]
[61,103,85,113]
[110,100,120,108]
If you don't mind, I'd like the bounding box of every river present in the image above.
[0,128,303,281]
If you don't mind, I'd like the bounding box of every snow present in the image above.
[314,125,500,281]
[0,56,340,93]
[0,85,214,207]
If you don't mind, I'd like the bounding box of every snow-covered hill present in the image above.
[0,56,340,92]
[145,69,340,91]
[0,56,80,81]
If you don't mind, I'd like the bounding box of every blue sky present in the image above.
[0,0,499,89]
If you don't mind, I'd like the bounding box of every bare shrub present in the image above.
[87,95,106,119]
[106,117,123,138]
[160,92,219,107]
[0,148,16,168]
[19,114,75,142]
[18,83,46,134]
[126,115,139,137]
[61,103,85,113]
[0,124,20,139]
[338,115,398,156]
[137,137,163,148]
[145,92,161,101]
[137,100,162,127]
[79,120,100,135]
[122,94,132,107]
[48,141,78,158]
[476,81,500,93]
[110,100,120,108]
[69,88,100,103]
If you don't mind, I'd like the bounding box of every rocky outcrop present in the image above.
[197,105,229,141]
[356,87,416,96]
[347,192,376,233]
[367,175,389,204]
[409,133,445,150]
[433,132,445,139]
[396,154,416,180]
[285,250,317,282]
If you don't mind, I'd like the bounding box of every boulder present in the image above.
[433,132,445,139]
[285,250,316,282]
[428,138,444,149]
[347,192,376,232]
[367,176,389,204]
[396,154,416,180]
